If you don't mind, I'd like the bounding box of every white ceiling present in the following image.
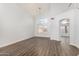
[47,3,70,17]
[17,3,79,17]
[17,3,50,16]
[69,3,79,9]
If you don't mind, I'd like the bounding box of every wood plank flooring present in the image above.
[0,37,78,56]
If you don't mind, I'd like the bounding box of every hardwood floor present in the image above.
[0,37,78,56]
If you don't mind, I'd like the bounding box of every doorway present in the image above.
[59,18,70,45]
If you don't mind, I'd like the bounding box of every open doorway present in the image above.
[59,18,70,46]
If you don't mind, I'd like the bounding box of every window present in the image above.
[38,18,48,33]
[39,18,48,25]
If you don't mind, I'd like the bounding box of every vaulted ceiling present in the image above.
[17,3,50,16]
[17,3,79,17]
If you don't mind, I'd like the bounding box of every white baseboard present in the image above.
[0,36,34,48]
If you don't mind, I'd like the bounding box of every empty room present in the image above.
[0,3,79,56]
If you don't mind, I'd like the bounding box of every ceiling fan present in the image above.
[68,3,72,7]
[68,3,79,9]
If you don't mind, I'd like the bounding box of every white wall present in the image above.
[49,9,74,41]
[70,9,79,48]
[51,9,79,48]
[0,4,35,47]
[34,4,70,37]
